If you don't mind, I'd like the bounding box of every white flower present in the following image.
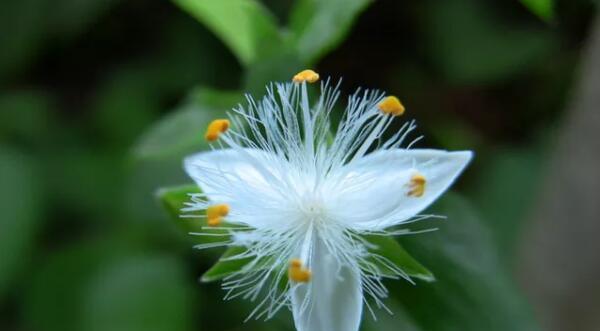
[183,69,472,331]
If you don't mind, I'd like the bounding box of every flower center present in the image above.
[298,193,328,223]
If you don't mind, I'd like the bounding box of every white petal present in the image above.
[183,148,290,228]
[291,237,363,331]
[325,149,473,230]
[184,148,269,198]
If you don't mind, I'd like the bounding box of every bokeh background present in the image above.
[1,0,599,330]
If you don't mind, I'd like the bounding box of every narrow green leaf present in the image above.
[157,184,242,245]
[173,0,282,66]
[363,235,435,282]
[288,0,372,63]
[201,246,253,282]
[157,184,201,221]
[520,0,554,21]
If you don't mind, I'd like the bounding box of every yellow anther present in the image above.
[378,96,405,116]
[288,258,311,283]
[207,217,222,227]
[205,119,230,142]
[407,173,426,197]
[292,69,320,83]
[206,204,229,226]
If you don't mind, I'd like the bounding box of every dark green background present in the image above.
[1,0,597,330]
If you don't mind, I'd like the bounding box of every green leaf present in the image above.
[243,51,303,94]
[520,0,554,21]
[156,184,208,233]
[173,0,282,66]
[81,256,193,331]
[362,298,423,331]
[0,146,42,297]
[422,0,556,85]
[363,235,435,282]
[288,0,372,64]
[472,147,544,262]
[392,193,540,331]
[157,184,240,245]
[133,88,241,160]
[201,246,254,282]
[157,184,201,221]
[24,240,133,331]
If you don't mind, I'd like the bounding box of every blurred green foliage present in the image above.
[0,0,596,330]
[521,0,555,21]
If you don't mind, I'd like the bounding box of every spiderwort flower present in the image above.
[183,69,472,331]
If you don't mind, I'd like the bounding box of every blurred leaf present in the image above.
[82,255,193,331]
[92,68,162,147]
[133,88,241,160]
[201,246,253,282]
[243,51,303,94]
[0,0,46,79]
[24,239,134,331]
[472,147,544,262]
[157,184,201,221]
[362,298,423,331]
[429,117,482,151]
[45,147,124,217]
[363,235,435,282]
[48,0,118,39]
[0,90,55,143]
[520,0,554,21]
[288,0,372,64]
[0,146,42,297]
[173,0,282,66]
[187,87,243,110]
[422,0,556,85]
[392,193,539,331]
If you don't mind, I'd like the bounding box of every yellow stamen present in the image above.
[205,119,230,142]
[407,173,426,197]
[207,217,222,227]
[288,258,311,283]
[292,69,319,83]
[206,204,229,226]
[378,96,405,116]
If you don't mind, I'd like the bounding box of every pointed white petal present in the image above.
[291,238,363,331]
[325,149,473,230]
[183,148,290,228]
[184,148,269,198]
